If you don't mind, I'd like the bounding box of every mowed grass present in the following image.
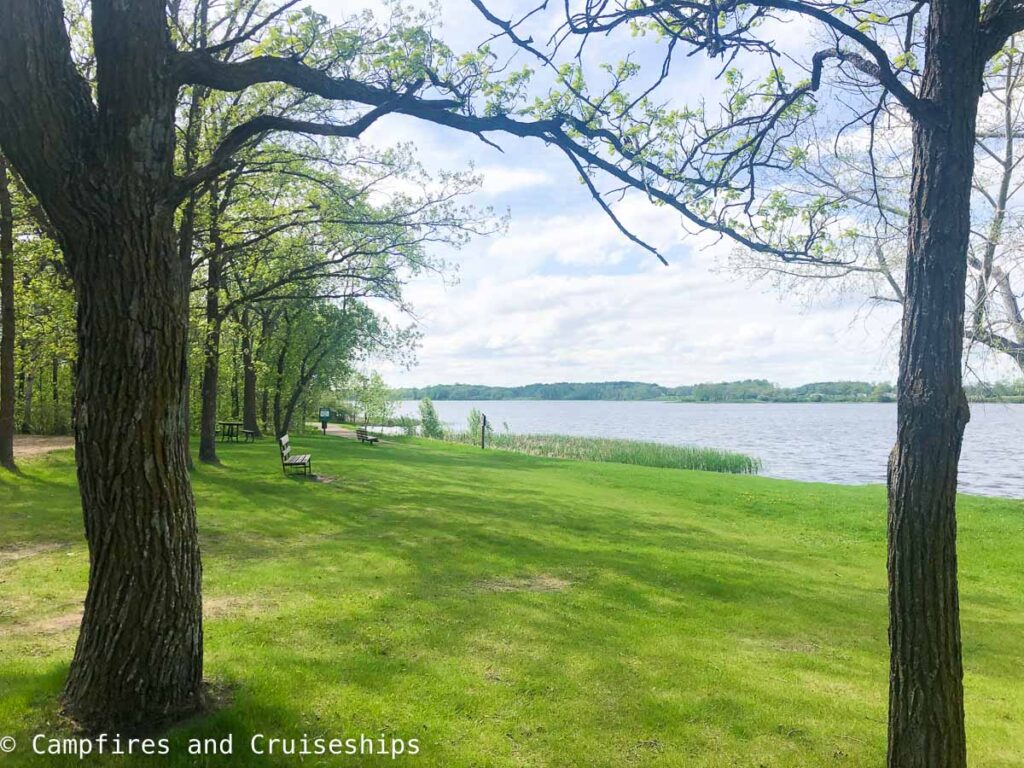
[0,435,1022,767]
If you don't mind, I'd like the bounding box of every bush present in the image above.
[465,408,493,444]
[418,398,444,439]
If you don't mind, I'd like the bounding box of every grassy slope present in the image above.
[1,436,1021,767]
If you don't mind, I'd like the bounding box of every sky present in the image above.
[306,0,1008,389]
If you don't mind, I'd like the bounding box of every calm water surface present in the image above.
[397,400,1024,498]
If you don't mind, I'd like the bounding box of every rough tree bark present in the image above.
[0,156,15,470]
[0,0,203,730]
[887,0,983,765]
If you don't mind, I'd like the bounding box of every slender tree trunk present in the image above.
[20,367,34,433]
[198,186,223,464]
[0,156,15,469]
[51,356,66,434]
[273,345,286,438]
[16,337,25,427]
[240,317,261,437]
[230,334,240,417]
[887,2,982,765]
[197,312,221,463]
[182,355,193,469]
[177,120,203,472]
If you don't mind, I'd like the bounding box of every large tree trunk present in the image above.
[0,156,15,469]
[0,0,205,732]
[63,211,203,732]
[887,2,982,765]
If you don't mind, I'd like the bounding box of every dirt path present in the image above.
[321,423,359,440]
[12,435,74,459]
[316,423,395,443]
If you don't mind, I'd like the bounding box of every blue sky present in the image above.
[307,0,983,388]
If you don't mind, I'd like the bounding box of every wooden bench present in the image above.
[356,427,379,445]
[278,434,311,476]
[242,429,258,443]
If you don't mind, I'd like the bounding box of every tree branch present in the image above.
[981,0,1024,62]
[0,0,97,242]
[169,88,415,203]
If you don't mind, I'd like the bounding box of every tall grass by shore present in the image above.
[444,430,762,474]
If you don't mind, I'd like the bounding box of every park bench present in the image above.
[242,429,258,443]
[278,434,311,476]
[356,427,379,445]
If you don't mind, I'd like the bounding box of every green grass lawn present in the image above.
[1,435,1022,766]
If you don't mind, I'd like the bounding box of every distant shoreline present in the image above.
[396,396,1024,404]
[394,379,1024,404]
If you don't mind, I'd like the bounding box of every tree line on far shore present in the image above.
[396,379,1024,403]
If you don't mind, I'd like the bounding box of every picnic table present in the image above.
[218,420,243,442]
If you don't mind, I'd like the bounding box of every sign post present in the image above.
[318,407,331,436]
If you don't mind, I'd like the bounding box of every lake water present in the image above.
[396,400,1024,499]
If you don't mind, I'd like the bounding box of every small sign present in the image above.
[319,407,331,420]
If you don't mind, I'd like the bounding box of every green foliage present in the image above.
[4,170,75,435]
[418,397,443,439]
[681,380,896,403]
[348,371,395,426]
[465,407,493,442]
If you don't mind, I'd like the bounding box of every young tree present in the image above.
[418,396,443,439]
[350,371,395,430]
[266,302,390,436]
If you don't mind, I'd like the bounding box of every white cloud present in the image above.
[476,166,554,195]
[374,244,905,387]
[306,0,995,389]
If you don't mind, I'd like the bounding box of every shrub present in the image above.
[418,398,444,439]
